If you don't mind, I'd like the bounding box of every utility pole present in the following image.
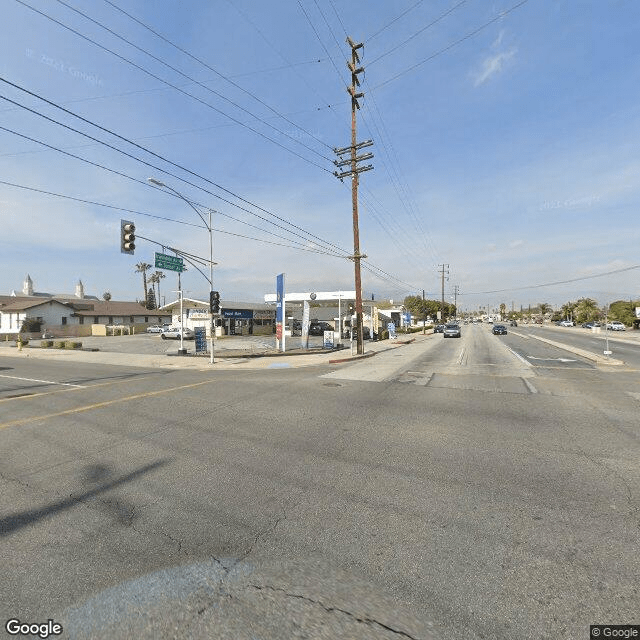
[422,289,426,334]
[452,284,459,319]
[334,36,374,355]
[438,264,449,321]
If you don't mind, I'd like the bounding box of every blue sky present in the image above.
[1,0,639,313]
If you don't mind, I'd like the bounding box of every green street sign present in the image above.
[155,252,184,272]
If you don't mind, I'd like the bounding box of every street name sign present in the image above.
[155,252,184,272]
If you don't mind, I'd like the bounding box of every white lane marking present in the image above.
[528,357,576,363]
[0,374,87,388]
[507,348,531,367]
[456,347,466,365]
[522,378,538,394]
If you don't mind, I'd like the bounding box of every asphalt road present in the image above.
[1,330,639,639]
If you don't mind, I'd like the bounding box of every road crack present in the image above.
[249,583,419,639]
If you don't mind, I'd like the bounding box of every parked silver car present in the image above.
[161,326,194,339]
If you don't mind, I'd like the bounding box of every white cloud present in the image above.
[473,47,517,86]
[509,239,524,248]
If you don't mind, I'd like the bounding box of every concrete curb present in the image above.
[523,334,624,366]
[328,351,377,364]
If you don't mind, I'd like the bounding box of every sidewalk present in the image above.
[0,334,430,371]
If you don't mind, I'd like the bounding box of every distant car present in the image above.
[510,320,518,327]
[559,320,574,327]
[443,323,461,338]
[581,322,601,329]
[146,324,164,333]
[492,324,508,335]
[434,324,445,333]
[161,326,194,339]
[607,321,626,331]
[310,322,333,336]
[343,325,371,340]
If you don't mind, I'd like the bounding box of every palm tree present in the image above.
[178,264,187,292]
[135,262,152,308]
[152,270,166,307]
[539,303,552,316]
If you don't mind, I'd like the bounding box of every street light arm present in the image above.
[148,177,209,230]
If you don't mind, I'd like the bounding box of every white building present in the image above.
[0,275,171,337]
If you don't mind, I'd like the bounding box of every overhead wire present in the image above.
[224,0,343,118]
[0,77,351,258]
[0,179,349,257]
[367,0,468,67]
[101,0,331,150]
[462,264,640,296]
[372,0,529,91]
[366,0,427,42]
[14,0,334,171]
[0,118,348,260]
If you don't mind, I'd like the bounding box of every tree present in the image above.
[146,287,157,310]
[102,292,112,301]
[608,300,636,326]
[135,262,152,308]
[538,303,552,316]
[573,298,599,324]
[499,303,506,319]
[403,295,440,321]
[150,270,166,308]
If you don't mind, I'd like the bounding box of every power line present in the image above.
[372,0,529,91]
[100,0,333,151]
[0,78,350,257]
[15,0,333,171]
[368,0,467,67]
[0,179,347,257]
[366,0,427,42]
[224,0,342,117]
[463,264,640,296]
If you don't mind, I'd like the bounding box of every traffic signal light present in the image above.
[120,219,136,254]
[209,291,220,314]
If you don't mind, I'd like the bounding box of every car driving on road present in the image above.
[492,324,508,335]
[443,323,461,338]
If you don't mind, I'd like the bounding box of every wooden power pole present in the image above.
[334,36,374,355]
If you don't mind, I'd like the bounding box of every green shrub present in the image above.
[54,341,66,349]
[65,341,82,349]
[41,340,53,348]
[381,330,389,340]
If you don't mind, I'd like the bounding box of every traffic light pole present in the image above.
[148,178,216,363]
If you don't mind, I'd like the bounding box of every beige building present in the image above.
[0,275,170,337]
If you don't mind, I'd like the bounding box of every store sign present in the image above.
[221,309,252,319]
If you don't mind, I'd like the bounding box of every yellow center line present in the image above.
[0,379,215,430]
[0,375,160,404]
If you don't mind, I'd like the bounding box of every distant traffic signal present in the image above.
[210,290,220,314]
[120,219,136,254]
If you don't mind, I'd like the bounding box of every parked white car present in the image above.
[606,321,626,331]
[160,326,194,339]
[146,324,164,333]
[559,320,575,327]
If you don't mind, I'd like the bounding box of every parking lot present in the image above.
[0,332,339,357]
